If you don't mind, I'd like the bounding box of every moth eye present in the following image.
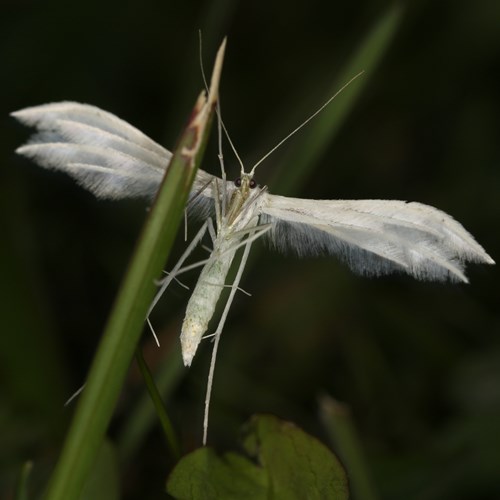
[234,177,242,187]
[249,179,257,189]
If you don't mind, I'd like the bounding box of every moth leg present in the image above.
[207,217,217,245]
[202,235,255,446]
[146,219,210,346]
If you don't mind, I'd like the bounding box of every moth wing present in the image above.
[261,194,494,282]
[12,101,218,202]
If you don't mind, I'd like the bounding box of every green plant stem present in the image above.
[42,41,224,495]
[43,144,193,500]
[118,341,184,463]
[134,346,181,459]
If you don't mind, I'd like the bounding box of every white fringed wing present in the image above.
[11,102,215,200]
[261,195,494,282]
[12,102,493,283]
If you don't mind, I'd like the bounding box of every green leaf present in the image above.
[166,448,266,500]
[166,414,348,500]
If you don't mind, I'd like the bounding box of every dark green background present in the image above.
[2,1,499,499]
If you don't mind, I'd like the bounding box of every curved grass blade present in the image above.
[134,346,181,459]
[43,40,226,500]
[268,4,403,196]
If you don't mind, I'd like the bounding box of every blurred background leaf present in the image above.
[167,414,348,499]
[2,1,499,499]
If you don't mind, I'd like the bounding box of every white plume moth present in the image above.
[11,69,494,444]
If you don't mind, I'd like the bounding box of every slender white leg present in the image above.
[148,220,210,316]
[207,217,217,245]
[213,178,222,229]
[64,383,86,407]
[202,236,254,445]
[146,221,211,346]
[183,209,188,242]
[150,221,269,314]
[166,222,271,282]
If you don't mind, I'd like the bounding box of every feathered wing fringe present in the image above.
[262,197,494,283]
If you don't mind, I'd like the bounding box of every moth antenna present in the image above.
[198,30,210,92]
[198,32,245,176]
[249,70,365,175]
[215,100,228,216]
[219,116,245,175]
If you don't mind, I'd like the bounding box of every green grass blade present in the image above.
[134,347,181,459]
[15,461,33,500]
[118,344,184,463]
[43,42,226,500]
[268,4,403,196]
[319,395,378,500]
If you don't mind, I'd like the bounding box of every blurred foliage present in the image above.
[166,414,348,499]
[1,0,499,499]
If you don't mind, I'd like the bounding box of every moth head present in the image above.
[234,173,257,194]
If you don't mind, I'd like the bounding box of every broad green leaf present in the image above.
[167,414,348,500]
[167,448,267,499]
[243,414,349,500]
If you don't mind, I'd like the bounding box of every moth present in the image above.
[12,93,494,443]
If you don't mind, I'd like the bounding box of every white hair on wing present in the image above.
[16,140,163,200]
[11,102,168,159]
[12,102,177,200]
[187,191,215,220]
[46,119,170,171]
[263,215,409,274]
[262,215,473,282]
[260,194,494,282]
